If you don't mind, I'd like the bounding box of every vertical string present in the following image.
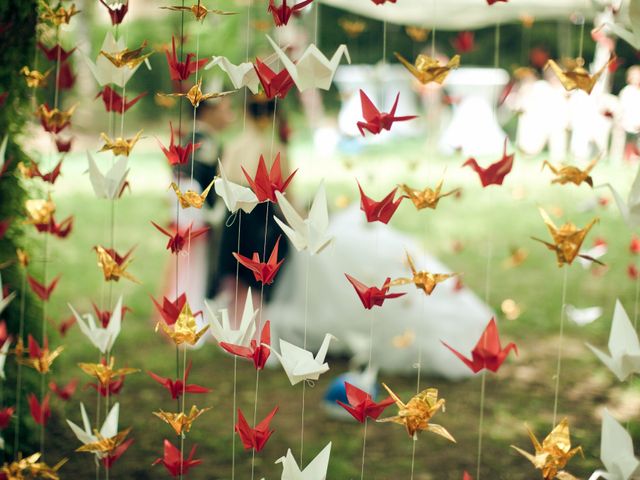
[577,18,585,61]
[552,267,569,426]
[12,273,27,457]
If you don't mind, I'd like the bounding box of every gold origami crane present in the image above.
[541,158,597,187]
[377,383,455,441]
[502,247,529,269]
[100,41,152,69]
[15,337,64,375]
[94,245,141,284]
[158,79,236,108]
[20,66,52,88]
[390,253,457,295]
[400,179,459,210]
[153,406,211,435]
[1,453,67,480]
[511,418,583,480]
[25,197,56,226]
[545,57,613,95]
[405,26,430,43]
[157,303,209,346]
[338,18,366,38]
[76,428,132,457]
[532,208,599,267]
[160,1,235,21]
[170,179,214,209]
[395,52,460,85]
[40,1,80,25]
[98,130,143,157]
[78,356,139,387]
[17,248,30,268]
[36,104,77,132]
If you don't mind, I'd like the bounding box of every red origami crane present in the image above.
[345,274,405,309]
[58,62,76,90]
[441,317,517,373]
[28,393,50,426]
[357,182,403,224]
[452,31,475,53]
[233,237,284,285]
[0,407,14,430]
[27,274,61,301]
[88,376,126,397]
[0,92,8,108]
[0,219,11,239]
[91,302,131,329]
[153,439,202,477]
[242,153,297,203]
[336,383,394,423]
[55,137,72,153]
[371,0,396,3]
[148,360,210,400]
[37,43,75,62]
[20,158,63,184]
[268,0,314,26]
[254,58,295,99]
[102,438,133,469]
[33,215,73,238]
[235,406,278,452]
[151,293,201,326]
[463,472,473,480]
[99,0,128,25]
[357,90,417,136]
[165,36,208,82]
[157,122,201,166]
[463,138,514,187]
[49,378,78,401]
[37,104,73,134]
[487,0,507,4]
[630,236,640,255]
[57,316,76,337]
[220,321,271,370]
[96,86,146,114]
[151,221,208,254]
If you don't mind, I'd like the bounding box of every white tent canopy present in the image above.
[318,0,618,30]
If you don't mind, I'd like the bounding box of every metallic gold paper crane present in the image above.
[98,130,142,157]
[15,337,64,375]
[511,418,583,480]
[400,179,459,210]
[20,66,52,88]
[170,179,214,209]
[36,104,77,132]
[94,245,141,284]
[338,18,366,38]
[16,248,30,268]
[390,253,457,295]
[405,26,430,43]
[395,52,460,85]
[25,197,56,226]
[542,158,597,187]
[78,356,139,387]
[377,383,455,441]
[1,453,67,479]
[153,406,211,435]
[545,57,613,94]
[157,302,209,346]
[99,41,152,69]
[158,79,236,108]
[40,1,80,25]
[160,1,235,21]
[76,428,132,457]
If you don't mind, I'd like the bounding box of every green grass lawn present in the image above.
[20,137,640,479]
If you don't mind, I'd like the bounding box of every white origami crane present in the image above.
[274,182,333,255]
[67,402,120,459]
[602,164,640,229]
[0,274,16,317]
[206,57,261,94]
[83,32,150,88]
[68,296,123,354]
[266,35,350,91]
[586,299,640,381]
[603,0,640,49]
[579,243,607,268]
[214,160,260,214]
[87,153,129,200]
[0,135,8,172]
[566,304,603,326]
[276,442,331,480]
[268,334,336,386]
[0,339,11,381]
[588,409,640,480]
[206,287,257,346]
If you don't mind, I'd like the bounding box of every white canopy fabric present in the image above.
[318,0,616,30]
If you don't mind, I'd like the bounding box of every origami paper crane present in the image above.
[542,158,597,187]
[33,214,73,238]
[395,53,461,85]
[36,104,76,134]
[0,274,16,316]
[78,356,139,388]
[100,40,152,70]
[163,36,209,82]
[463,138,514,187]
[266,35,350,91]
[377,383,455,441]
[511,418,583,480]
[452,31,475,54]
[153,439,201,477]
[236,406,278,452]
[545,57,613,95]
[390,253,457,295]
[400,179,459,210]
[161,1,235,21]
[207,57,261,94]
[157,122,201,166]
[89,376,126,398]
[275,442,331,479]
[588,409,640,480]
[96,86,146,114]
[338,18,367,37]
[152,221,208,254]
[25,196,56,227]
[345,274,405,310]
[55,136,73,153]
[602,163,640,229]
[233,236,285,285]
[159,78,236,108]
[268,0,314,26]
[18,158,63,184]
[254,58,295,99]
[20,66,52,88]
[242,153,297,203]
[357,90,417,136]
[372,0,397,4]
[0,339,10,381]
[268,334,336,385]
[0,135,10,179]
[153,405,211,436]
[170,179,215,209]
[565,305,602,326]
[37,43,75,62]
[99,0,128,25]
[49,378,78,401]
[0,453,66,480]
[102,437,134,469]
[442,317,517,373]
[94,245,140,283]
[87,153,129,200]
[274,183,333,254]
[206,287,257,346]
[84,32,150,87]
[148,360,210,400]
[27,275,60,302]
[28,393,50,426]
[336,382,394,423]
[487,0,508,4]
[0,407,14,430]
[98,130,142,157]
[532,208,599,267]
[220,320,271,370]
[357,182,403,224]
[152,293,194,326]
[214,161,260,214]
[68,296,123,354]
[40,1,80,25]
[157,302,210,346]
[586,299,640,381]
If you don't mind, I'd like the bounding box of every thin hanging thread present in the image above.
[577,18,585,61]
[552,267,569,426]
